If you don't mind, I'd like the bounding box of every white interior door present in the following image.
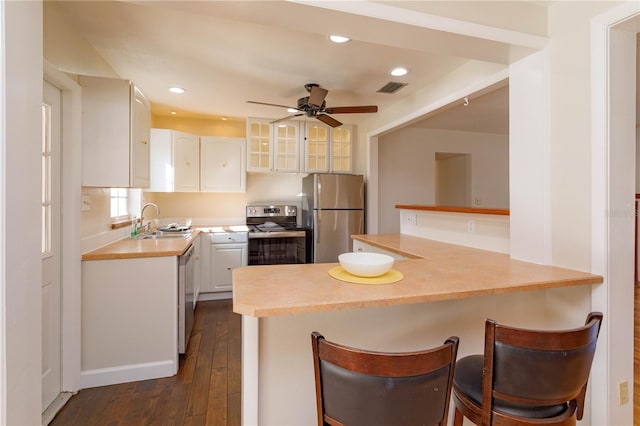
[42,80,62,411]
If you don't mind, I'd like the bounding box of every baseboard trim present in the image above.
[198,291,232,301]
[43,391,74,425]
[80,360,177,389]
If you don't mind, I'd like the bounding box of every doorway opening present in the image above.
[435,152,471,207]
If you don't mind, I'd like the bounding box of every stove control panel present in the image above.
[246,205,297,218]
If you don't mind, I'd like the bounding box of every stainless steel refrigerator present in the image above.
[302,173,364,263]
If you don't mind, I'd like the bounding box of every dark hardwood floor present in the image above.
[50,299,241,426]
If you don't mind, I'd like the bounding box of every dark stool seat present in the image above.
[311,332,459,426]
[452,312,603,426]
[454,355,568,419]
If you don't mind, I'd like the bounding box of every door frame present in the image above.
[43,62,82,393]
[590,3,639,425]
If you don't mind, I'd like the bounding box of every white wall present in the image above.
[3,1,43,424]
[399,209,510,253]
[43,2,118,78]
[357,61,510,236]
[146,173,305,226]
[548,1,618,271]
[378,127,509,233]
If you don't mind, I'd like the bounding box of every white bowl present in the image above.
[338,252,394,277]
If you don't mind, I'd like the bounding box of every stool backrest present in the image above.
[312,332,459,426]
[483,312,603,425]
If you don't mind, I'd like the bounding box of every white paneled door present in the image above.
[42,80,62,411]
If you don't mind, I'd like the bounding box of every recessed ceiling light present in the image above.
[390,67,408,77]
[329,35,350,43]
[287,108,299,113]
[222,116,227,121]
[169,87,185,94]
[170,111,177,115]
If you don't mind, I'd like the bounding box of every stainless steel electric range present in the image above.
[246,205,309,265]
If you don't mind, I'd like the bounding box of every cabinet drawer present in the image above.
[210,232,248,244]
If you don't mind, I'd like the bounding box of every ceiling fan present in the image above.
[247,83,378,128]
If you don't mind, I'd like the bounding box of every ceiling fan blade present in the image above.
[247,100,297,109]
[325,105,378,114]
[270,114,304,125]
[308,86,328,108]
[316,114,342,128]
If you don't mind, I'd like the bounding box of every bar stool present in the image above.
[452,312,603,426]
[311,332,459,426]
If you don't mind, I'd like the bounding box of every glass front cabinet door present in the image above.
[330,125,353,173]
[274,121,300,173]
[247,118,272,172]
[304,122,330,173]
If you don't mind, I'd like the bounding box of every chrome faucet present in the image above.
[140,202,160,234]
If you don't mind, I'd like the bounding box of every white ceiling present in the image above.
[49,1,547,131]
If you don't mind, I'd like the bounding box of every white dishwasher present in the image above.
[210,232,248,293]
[178,243,195,354]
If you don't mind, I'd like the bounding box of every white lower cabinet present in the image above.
[81,256,178,387]
[201,233,248,294]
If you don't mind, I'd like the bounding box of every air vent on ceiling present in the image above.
[377,81,408,94]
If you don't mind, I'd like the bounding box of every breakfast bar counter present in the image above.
[233,235,602,318]
[233,234,602,425]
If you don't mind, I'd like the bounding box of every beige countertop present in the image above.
[81,230,201,261]
[232,234,602,317]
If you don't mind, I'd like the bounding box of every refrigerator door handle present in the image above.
[316,211,321,244]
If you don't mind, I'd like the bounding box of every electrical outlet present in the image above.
[467,220,475,233]
[405,214,417,226]
[618,380,629,406]
[81,195,91,212]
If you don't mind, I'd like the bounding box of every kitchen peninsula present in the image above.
[232,234,602,425]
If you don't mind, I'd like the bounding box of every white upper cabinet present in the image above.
[247,118,273,172]
[173,132,200,192]
[200,137,246,192]
[304,122,330,173]
[80,75,151,188]
[273,121,301,173]
[247,117,355,175]
[303,123,354,173]
[330,125,354,173]
[150,129,200,192]
[246,118,301,173]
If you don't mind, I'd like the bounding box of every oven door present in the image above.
[248,232,307,265]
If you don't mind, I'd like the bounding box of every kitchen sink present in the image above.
[136,231,192,240]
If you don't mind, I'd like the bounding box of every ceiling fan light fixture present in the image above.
[390,67,408,77]
[169,86,185,94]
[329,34,350,43]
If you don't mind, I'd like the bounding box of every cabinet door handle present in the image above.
[227,266,231,271]
[141,140,148,145]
